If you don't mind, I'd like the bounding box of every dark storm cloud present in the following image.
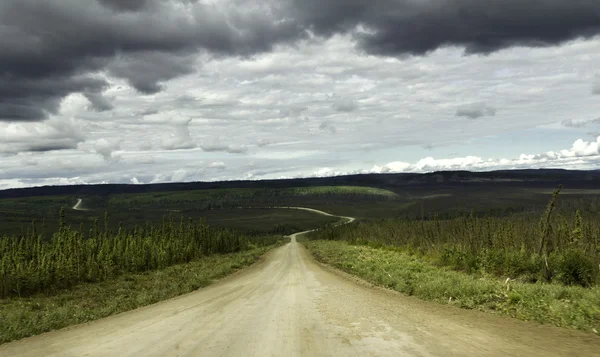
[2,0,599,123]
[23,143,78,153]
[0,74,108,121]
[288,0,600,56]
[107,52,198,94]
[97,0,153,12]
[0,0,301,121]
[455,103,496,119]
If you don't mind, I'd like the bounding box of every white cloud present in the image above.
[201,143,248,154]
[160,117,196,150]
[138,141,153,150]
[369,161,411,173]
[132,155,155,164]
[561,118,600,128]
[593,76,600,95]
[2,34,600,189]
[0,117,85,154]
[4,135,600,189]
[319,121,337,134]
[170,169,195,183]
[312,167,344,177]
[558,138,600,157]
[94,138,121,162]
[363,137,600,174]
[332,97,358,112]
[208,161,226,169]
[257,138,273,147]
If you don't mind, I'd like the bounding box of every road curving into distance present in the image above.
[3,203,599,356]
[72,198,86,211]
[271,206,355,233]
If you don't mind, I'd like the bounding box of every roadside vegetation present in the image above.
[0,207,287,343]
[0,245,278,343]
[308,187,600,287]
[304,240,600,334]
[0,209,282,298]
[303,186,600,333]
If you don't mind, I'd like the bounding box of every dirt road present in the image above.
[2,237,599,356]
[272,206,355,224]
[72,198,86,211]
[2,207,599,356]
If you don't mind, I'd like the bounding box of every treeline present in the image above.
[403,205,528,220]
[308,187,600,286]
[115,189,396,211]
[0,209,280,298]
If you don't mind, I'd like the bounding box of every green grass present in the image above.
[0,244,279,344]
[284,186,398,197]
[303,240,600,335]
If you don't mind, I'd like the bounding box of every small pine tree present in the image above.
[571,209,583,247]
[59,207,66,232]
[104,212,110,239]
[539,185,562,255]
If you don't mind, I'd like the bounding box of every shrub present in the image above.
[0,211,280,298]
[306,187,600,287]
[553,249,598,287]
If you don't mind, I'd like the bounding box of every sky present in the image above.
[1,0,600,189]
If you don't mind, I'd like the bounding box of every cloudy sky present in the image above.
[1,0,600,189]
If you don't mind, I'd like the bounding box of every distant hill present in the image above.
[1,169,599,199]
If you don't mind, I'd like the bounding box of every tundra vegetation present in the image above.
[0,209,283,299]
[2,179,600,342]
[0,186,391,237]
[0,209,285,343]
[304,186,600,333]
[0,185,384,343]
